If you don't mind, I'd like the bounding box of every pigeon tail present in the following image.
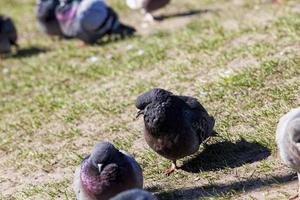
[111,23,136,38]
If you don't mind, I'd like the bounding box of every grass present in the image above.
[0,0,300,199]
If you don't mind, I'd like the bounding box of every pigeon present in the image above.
[276,108,300,200]
[56,0,135,44]
[126,0,170,22]
[36,0,64,37]
[0,15,18,53]
[74,141,143,200]
[110,189,157,200]
[135,88,216,175]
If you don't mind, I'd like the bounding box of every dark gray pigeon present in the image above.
[0,15,18,53]
[74,141,143,200]
[276,108,300,200]
[110,189,157,200]
[126,0,171,22]
[36,0,64,36]
[56,0,135,44]
[136,88,216,175]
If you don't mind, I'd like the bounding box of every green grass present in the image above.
[0,0,300,199]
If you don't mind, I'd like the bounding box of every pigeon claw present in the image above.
[165,161,177,176]
[144,13,156,23]
[289,194,299,200]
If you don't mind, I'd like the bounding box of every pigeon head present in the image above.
[89,141,119,173]
[110,189,157,200]
[135,88,172,118]
[36,0,60,21]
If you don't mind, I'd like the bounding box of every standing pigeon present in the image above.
[110,189,157,200]
[0,15,18,53]
[135,88,216,175]
[74,141,143,200]
[56,0,135,44]
[36,0,64,37]
[126,0,170,22]
[276,108,300,200]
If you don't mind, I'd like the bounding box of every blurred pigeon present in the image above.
[110,189,157,200]
[126,0,170,22]
[56,0,135,44]
[136,88,216,175]
[36,0,64,37]
[276,108,300,200]
[74,141,143,200]
[0,15,18,53]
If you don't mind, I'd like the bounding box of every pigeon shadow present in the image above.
[12,46,48,58]
[95,32,136,47]
[181,139,271,173]
[154,9,212,21]
[155,172,297,199]
[95,35,135,47]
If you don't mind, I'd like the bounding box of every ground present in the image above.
[0,0,300,199]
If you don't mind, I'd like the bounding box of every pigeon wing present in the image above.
[178,95,215,140]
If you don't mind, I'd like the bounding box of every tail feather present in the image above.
[112,23,136,37]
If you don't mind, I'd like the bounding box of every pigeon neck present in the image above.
[56,2,79,22]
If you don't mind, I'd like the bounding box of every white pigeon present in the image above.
[276,108,300,200]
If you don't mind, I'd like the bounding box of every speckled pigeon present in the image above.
[276,108,300,200]
[74,141,143,200]
[36,0,64,36]
[56,0,135,44]
[110,189,157,200]
[126,0,170,22]
[135,88,216,175]
[0,15,18,53]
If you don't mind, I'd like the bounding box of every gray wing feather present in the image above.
[120,150,143,188]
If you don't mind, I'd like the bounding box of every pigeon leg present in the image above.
[143,12,156,23]
[14,43,19,53]
[78,41,86,48]
[289,173,300,200]
[165,160,177,176]
[289,193,299,200]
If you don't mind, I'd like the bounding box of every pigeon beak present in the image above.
[136,110,144,119]
[97,164,103,173]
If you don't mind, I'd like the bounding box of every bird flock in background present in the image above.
[1,0,171,53]
[1,0,298,200]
